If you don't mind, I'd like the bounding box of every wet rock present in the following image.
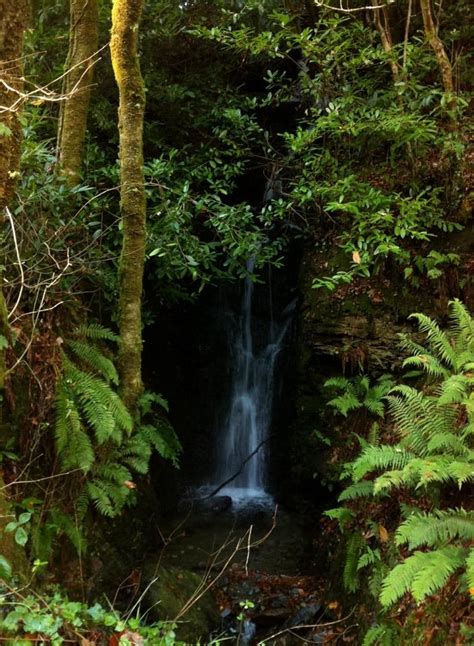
[186,495,233,514]
[286,603,322,627]
[270,594,290,609]
[142,565,219,643]
[241,619,257,644]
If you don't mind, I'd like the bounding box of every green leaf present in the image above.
[4,521,17,533]
[18,512,31,525]
[0,123,12,137]
[15,526,28,546]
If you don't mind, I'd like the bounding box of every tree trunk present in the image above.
[372,1,400,83]
[57,0,99,186]
[419,0,454,95]
[0,0,30,403]
[110,0,146,412]
[0,0,30,575]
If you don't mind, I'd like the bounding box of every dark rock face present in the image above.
[281,229,474,505]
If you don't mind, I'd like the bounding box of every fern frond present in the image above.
[48,509,87,556]
[327,393,361,417]
[138,423,181,465]
[95,463,132,485]
[324,377,351,389]
[437,374,471,405]
[395,509,474,549]
[402,354,449,378]
[325,507,355,529]
[373,469,406,494]
[447,460,474,487]
[67,340,119,385]
[352,445,413,481]
[338,480,375,501]
[449,299,474,352]
[86,480,127,517]
[380,546,466,606]
[55,381,94,472]
[465,548,474,590]
[362,625,397,646]
[343,533,365,592]
[409,313,457,368]
[75,323,119,343]
[357,547,381,571]
[426,431,469,456]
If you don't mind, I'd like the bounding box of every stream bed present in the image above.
[142,495,346,644]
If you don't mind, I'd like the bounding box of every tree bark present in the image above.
[0,0,30,401]
[110,0,146,412]
[419,0,454,95]
[372,1,400,82]
[57,0,99,186]
[0,0,30,575]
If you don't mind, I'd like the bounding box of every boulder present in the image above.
[143,566,219,643]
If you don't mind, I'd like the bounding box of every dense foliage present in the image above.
[0,0,472,643]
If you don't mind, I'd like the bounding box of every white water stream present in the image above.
[213,259,293,504]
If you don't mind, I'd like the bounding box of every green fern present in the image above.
[325,506,355,530]
[465,549,474,590]
[54,325,181,522]
[324,374,394,418]
[380,546,466,606]
[74,323,119,342]
[395,509,474,549]
[357,546,381,571]
[337,480,375,501]
[362,625,397,646]
[67,340,119,385]
[327,301,474,608]
[343,532,365,592]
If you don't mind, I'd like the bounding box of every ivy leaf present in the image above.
[14,526,28,546]
[18,512,31,525]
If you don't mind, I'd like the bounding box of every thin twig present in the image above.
[204,436,272,498]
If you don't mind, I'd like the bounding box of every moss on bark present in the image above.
[57,0,99,186]
[110,0,146,411]
[0,0,30,409]
[0,0,30,577]
[419,0,455,97]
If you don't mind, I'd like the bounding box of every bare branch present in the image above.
[314,0,395,14]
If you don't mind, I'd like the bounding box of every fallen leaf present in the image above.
[379,525,389,543]
[123,480,136,489]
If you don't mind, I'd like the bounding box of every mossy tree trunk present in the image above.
[0,0,30,408]
[110,0,146,412]
[57,0,99,186]
[0,0,30,574]
[419,0,454,97]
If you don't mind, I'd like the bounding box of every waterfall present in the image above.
[214,259,293,502]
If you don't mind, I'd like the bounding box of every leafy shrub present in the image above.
[0,590,181,645]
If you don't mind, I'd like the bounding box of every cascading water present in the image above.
[213,259,294,504]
